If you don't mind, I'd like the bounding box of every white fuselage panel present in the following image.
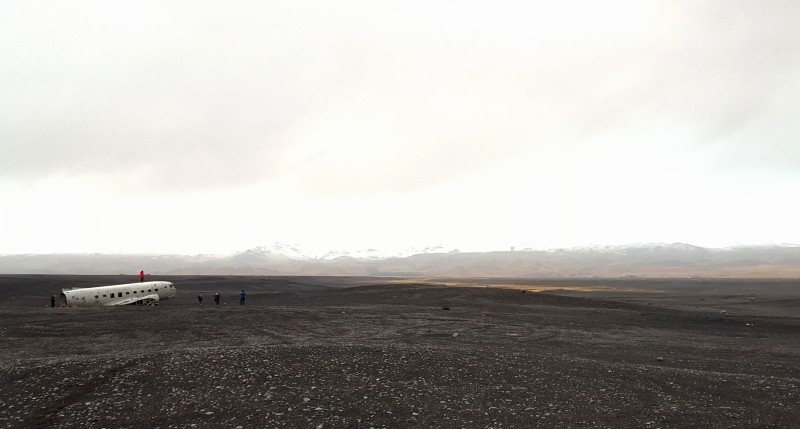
[61,281,177,307]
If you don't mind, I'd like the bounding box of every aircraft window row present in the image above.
[91,287,167,300]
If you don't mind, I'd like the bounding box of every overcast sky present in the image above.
[2,1,799,255]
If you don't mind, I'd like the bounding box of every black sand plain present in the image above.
[1,275,798,428]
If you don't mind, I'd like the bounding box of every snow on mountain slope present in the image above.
[2,243,800,276]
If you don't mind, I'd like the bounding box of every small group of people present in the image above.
[198,294,217,304]
[198,290,246,305]
[197,292,222,305]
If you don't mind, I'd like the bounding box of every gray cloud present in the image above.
[2,0,799,195]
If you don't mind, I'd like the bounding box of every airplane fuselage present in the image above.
[61,281,177,307]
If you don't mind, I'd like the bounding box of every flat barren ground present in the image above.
[1,275,798,428]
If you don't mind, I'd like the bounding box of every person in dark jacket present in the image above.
[214,292,220,305]
[239,290,246,306]
[198,295,203,304]
[50,294,56,308]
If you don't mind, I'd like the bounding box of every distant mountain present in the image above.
[1,243,799,277]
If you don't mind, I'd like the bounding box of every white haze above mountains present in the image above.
[2,1,800,255]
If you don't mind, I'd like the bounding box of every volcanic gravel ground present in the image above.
[0,275,798,428]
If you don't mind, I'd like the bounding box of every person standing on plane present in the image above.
[139,270,145,282]
[239,290,246,306]
[214,292,220,305]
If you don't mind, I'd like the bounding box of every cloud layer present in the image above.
[2,1,799,253]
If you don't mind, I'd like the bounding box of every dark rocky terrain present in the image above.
[1,275,798,428]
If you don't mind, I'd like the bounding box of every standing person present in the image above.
[50,294,56,308]
[139,270,145,282]
[239,290,246,306]
[198,295,203,304]
[214,292,220,305]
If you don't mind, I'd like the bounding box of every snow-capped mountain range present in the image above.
[238,243,455,261]
[2,243,800,277]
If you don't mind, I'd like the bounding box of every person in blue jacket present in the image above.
[239,290,246,306]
